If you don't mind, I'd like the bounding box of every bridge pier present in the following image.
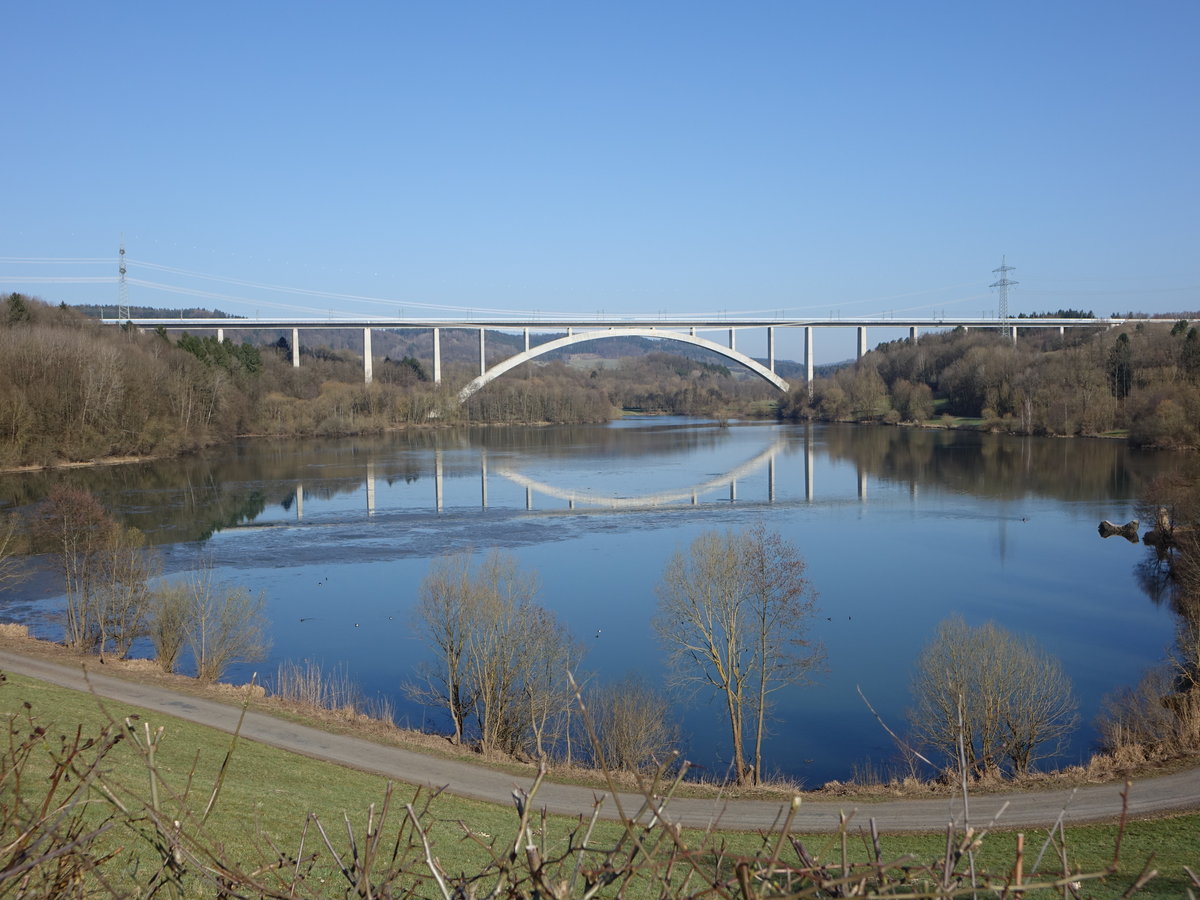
[909,325,919,342]
[366,458,376,516]
[217,327,224,342]
[480,450,488,509]
[729,328,736,351]
[804,327,814,396]
[479,329,486,376]
[767,327,775,372]
[435,450,444,512]
[432,327,441,384]
[292,328,300,367]
[805,431,814,502]
[857,326,868,359]
[363,328,373,384]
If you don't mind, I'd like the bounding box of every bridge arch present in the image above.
[457,327,790,402]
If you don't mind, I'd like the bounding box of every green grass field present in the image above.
[2,672,1196,898]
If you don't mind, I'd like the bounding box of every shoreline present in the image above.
[0,625,1195,805]
[0,413,1154,478]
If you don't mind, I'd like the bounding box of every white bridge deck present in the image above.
[103,314,1143,397]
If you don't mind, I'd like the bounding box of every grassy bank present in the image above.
[2,670,1197,897]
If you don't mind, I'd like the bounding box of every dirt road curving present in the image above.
[2,648,1197,833]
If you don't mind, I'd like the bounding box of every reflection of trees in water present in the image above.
[1126,465,1200,738]
[0,421,746,544]
[1,421,1183,546]
[819,423,1183,503]
[1135,553,1177,608]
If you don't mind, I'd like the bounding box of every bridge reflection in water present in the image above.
[284,425,903,521]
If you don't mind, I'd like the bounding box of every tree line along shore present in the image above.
[3,293,1199,473]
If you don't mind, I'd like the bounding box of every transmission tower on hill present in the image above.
[990,256,1017,321]
[117,240,130,321]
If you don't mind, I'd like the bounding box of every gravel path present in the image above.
[3,649,1197,833]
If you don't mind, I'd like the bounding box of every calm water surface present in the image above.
[0,419,1183,785]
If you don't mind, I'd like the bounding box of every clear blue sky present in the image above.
[3,1,1197,362]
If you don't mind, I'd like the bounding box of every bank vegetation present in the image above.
[781,315,1200,449]
[6,479,1198,798]
[0,293,772,470]
[5,664,1198,899]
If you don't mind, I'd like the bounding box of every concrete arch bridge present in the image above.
[105,314,1125,400]
[456,326,788,401]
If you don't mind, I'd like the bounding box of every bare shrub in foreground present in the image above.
[586,674,679,773]
[147,581,190,674]
[274,658,359,710]
[0,668,1184,899]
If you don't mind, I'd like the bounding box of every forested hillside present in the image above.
[781,318,1200,449]
[0,295,773,468]
[12,293,1196,468]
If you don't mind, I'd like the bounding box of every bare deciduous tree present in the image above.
[0,512,29,596]
[408,550,580,758]
[463,552,540,755]
[31,486,115,649]
[31,488,159,658]
[654,525,823,785]
[521,605,583,760]
[408,551,477,744]
[908,615,1079,778]
[148,581,191,674]
[184,564,269,683]
[93,525,160,659]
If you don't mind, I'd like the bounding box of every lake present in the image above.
[0,418,1183,786]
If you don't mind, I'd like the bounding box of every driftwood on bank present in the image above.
[1098,519,1140,542]
[1143,506,1180,549]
